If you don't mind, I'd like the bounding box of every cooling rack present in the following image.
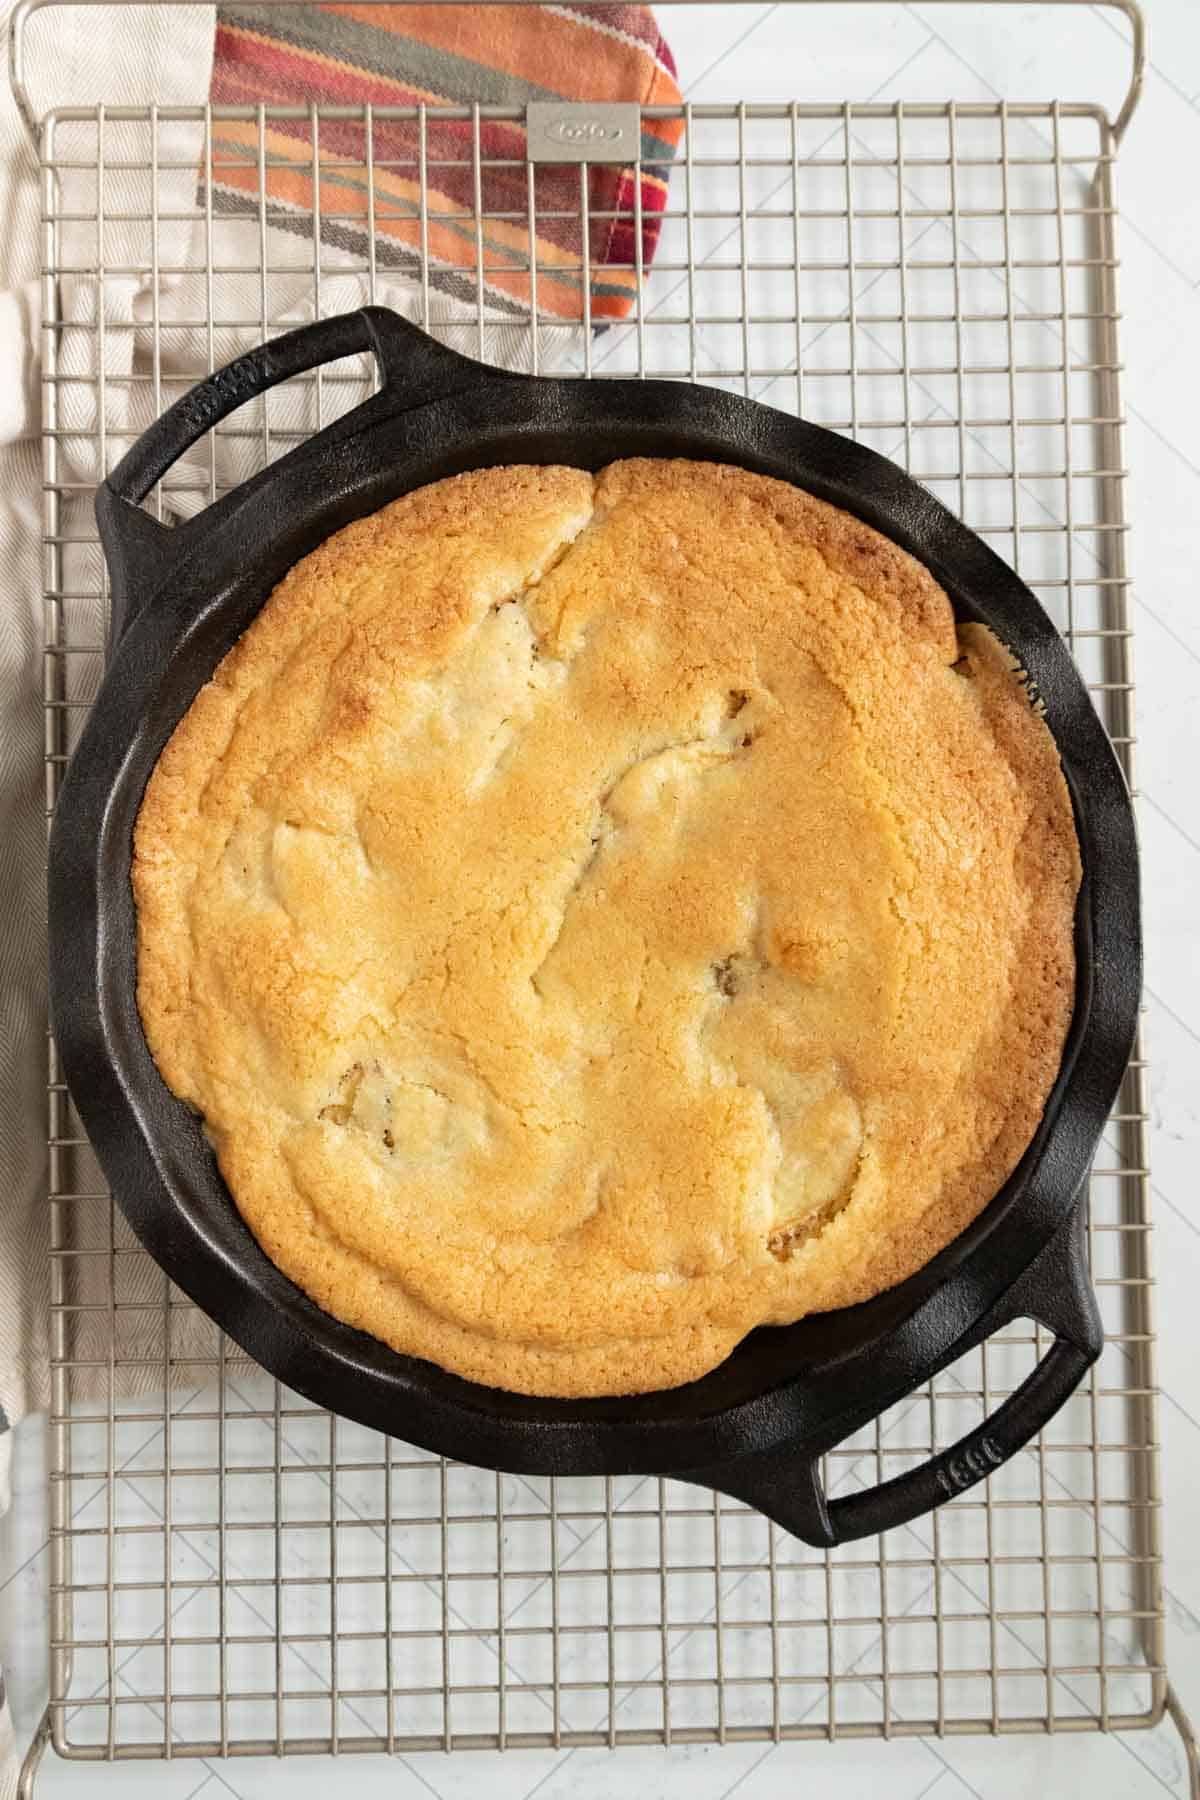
[8,0,1198,1789]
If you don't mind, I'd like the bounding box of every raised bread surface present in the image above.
[134,460,1080,1396]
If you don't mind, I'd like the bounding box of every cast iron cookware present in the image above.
[50,306,1141,1545]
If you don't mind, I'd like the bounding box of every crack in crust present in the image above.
[766,1145,866,1262]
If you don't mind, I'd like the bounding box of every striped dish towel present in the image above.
[208,3,684,322]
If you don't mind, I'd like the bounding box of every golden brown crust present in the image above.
[133,459,1080,1396]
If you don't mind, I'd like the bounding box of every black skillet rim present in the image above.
[48,309,1141,1542]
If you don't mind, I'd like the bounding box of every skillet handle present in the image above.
[106,307,472,509]
[690,1198,1102,1547]
[97,307,480,640]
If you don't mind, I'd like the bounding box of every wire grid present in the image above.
[37,95,1163,1761]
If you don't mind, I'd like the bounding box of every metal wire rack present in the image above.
[9,0,1198,1788]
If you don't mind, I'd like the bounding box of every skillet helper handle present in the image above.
[827,1326,1095,1545]
[97,307,477,641]
[694,1198,1102,1547]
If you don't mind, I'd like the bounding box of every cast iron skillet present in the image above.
[50,306,1141,1546]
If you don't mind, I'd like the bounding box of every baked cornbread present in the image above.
[134,459,1081,1397]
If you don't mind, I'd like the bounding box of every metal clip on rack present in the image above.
[7,0,1197,1792]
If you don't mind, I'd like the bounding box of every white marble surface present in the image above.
[2,3,1199,1796]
